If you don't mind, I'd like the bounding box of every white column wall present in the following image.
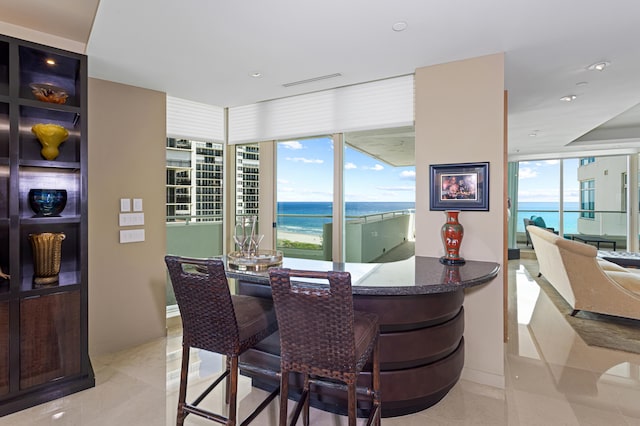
[414,53,506,388]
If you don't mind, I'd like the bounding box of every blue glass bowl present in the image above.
[28,189,67,217]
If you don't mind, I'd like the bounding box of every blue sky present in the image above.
[518,158,579,203]
[277,136,415,202]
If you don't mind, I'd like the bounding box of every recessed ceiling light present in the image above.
[587,61,610,71]
[45,58,56,65]
[249,72,262,78]
[529,131,538,137]
[392,21,408,32]
[560,95,577,102]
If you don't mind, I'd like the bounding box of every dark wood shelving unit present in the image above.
[0,33,93,417]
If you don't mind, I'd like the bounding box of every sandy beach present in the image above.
[277,230,322,245]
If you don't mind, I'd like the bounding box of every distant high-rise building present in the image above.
[166,139,260,222]
[235,144,260,217]
[166,138,224,222]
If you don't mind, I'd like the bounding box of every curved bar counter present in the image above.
[227,256,500,417]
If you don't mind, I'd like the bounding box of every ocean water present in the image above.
[276,201,578,237]
[516,201,580,234]
[277,201,415,236]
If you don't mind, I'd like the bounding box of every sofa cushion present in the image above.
[604,271,640,296]
[597,259,629,272]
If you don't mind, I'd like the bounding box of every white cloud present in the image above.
[363,164,384,171]
[345,162,357,170]
[400,170,416,179]
[377,185,415,192]
[286,157,323,164]
[277,178,289,184]
[518,167,538,179]
[545,160,559,165]
[281,141,303,150]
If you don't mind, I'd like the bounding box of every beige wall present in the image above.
[88,78,167,356]
[0,21,85,53]
[415,53,506,388]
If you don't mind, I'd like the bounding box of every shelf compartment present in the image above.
[19,290,81,389]
[19,106,81,163]
[18,45,80,108]
[19,222,81,292]
[19,167,80,219]
[0,300,7,396]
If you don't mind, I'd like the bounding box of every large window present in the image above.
[580,179,595,219]
[343,129,415,263]
[276,136,333,260]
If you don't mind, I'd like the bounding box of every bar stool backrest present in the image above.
[269,268,358,378]
[165,256,240,356]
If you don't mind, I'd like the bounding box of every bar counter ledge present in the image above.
[226,255,500,418]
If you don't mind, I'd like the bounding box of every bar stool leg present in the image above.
[177,344,190,426]
[225,356,231,404]
[279,371,289,426]
[228,356,239,426]
[303,375,310,426]
[347,382,357,426]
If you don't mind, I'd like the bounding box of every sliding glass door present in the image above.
[276,136,333,260]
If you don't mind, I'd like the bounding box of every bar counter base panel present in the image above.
[239,281,467,418]
[231,256,499,418]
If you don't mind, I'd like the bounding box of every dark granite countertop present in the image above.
[225,255,500,296]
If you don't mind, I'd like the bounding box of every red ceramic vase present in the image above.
[440,210,465,265]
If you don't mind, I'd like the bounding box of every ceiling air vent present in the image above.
[282,73,342,87]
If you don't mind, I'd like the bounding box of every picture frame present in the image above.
[429,162,489,211]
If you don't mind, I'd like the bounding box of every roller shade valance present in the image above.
[228,75,414,144]
[167,96,225,142]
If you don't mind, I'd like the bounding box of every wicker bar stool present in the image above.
[165,255,279,426]
[268,268,381,426]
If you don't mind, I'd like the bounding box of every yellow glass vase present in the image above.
[31,123,69,160]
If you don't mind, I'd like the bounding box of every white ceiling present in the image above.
[3,0,640,161]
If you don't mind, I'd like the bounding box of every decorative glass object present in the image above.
[29,232,65,286]
[233,216,263,257]
[28,188,67,217]
[227,250,283,271]
[31,123,69,160]
[29,83,68,104]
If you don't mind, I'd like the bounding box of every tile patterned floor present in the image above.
[2,258,640,425]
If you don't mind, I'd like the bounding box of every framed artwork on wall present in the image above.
[429,162,489,211]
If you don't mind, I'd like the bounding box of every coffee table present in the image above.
[598,250,640,268]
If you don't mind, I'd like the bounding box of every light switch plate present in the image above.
[133,198,143,212]
[120,198,131,212]
[120,229,145,243]
[119,213,145,227]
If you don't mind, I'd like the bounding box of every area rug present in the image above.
[525,267,640,354]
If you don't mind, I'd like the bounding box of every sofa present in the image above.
[527,225,640,320]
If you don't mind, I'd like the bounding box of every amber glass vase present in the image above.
[29,232,66,286]
[440,210,465,265]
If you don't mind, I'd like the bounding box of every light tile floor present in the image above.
[2,258,640,425]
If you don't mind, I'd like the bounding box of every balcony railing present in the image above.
[516,208,630,249]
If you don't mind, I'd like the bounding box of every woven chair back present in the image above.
[269,268,357,376]
[165,255,240,355]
